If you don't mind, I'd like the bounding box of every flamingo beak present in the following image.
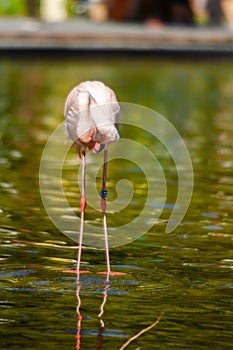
[89,142,105,154]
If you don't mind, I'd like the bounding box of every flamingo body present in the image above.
[64,80,120,154]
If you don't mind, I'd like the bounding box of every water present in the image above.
[0,58,233,349]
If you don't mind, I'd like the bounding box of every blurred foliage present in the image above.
[0,0,81,18]
[0,0,26,15]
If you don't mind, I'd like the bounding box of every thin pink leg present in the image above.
[77,149,86,281]
[101,148,111,281]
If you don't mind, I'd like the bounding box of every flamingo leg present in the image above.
[77,149,86,281]
[101,148,111,280]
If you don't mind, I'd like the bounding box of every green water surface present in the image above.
[0,58,232,349]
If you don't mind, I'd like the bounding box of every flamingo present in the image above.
[64,81,120,280]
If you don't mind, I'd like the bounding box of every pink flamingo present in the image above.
[64,81,120,280]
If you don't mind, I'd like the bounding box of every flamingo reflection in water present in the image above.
[64,81,121,281]
[76,280,109,349]
[75,280,163,349]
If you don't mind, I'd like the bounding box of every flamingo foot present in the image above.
[96,271,126,276]
[63,270,93,274]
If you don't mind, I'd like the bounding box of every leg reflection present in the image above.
[76,283,82,349]
[97,280,110,349]
[75,277,110,349]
